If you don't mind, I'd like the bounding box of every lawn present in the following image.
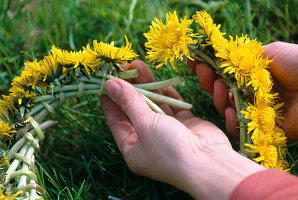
[0,0,297,199]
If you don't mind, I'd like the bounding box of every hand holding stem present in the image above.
[188,42,298,143]
[101,60,265,199]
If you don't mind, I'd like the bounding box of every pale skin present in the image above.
[100,42,297,199]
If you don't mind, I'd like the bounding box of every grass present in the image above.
[0,0,298,199]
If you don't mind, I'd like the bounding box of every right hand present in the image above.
[188,42,298,142]
[100,60,264,199]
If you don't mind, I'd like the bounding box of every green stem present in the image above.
[49,84,101,93]
[189,48,216,68]
[25,100,53,119]
[188,47,252,155]
[136,88,193,110]
[33,101,60,123]
[34,87,103,104]
[140,93,165,114]
[78,76,103,84]
[33,95,55,103]
[6,138,26,161]
[95,69,139,79]
[18,143,35,189]
[5,143,29,183]
[10,169,37,183]
[231,86,247,156]
[133,77,181,90]
[7,121,57,160]
[189,50,209,63]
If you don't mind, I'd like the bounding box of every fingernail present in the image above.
[105,79,122,99]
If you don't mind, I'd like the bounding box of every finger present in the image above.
[129,60,177,115]
[187,59,198,69]
[100,95,137,155]
[120,62,130,71]
[119,62,133,83]
[225,107,239,138]
[104,78,153,133]
[129,60,155,83]
[160,86,192,116]
[196,63,217,95]
[213,79,229,116]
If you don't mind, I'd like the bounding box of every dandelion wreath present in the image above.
[143,11,288,170]
[0,9,289,199]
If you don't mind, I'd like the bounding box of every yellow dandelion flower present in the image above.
[85,36,138,64]
[25,54,61,82]
[272,126,287,157]
[0,95,15,113]
[51,45,81,67]
[241,101,284,135]
[216,35,264,87]
[249,131,272,146]
[245,134,288,170]
[51,46,101,74]
[193,10,214,38]
[272,127,287,147]
[8,88,36,105]
[275,159,289,171]
[209,25,228,52]
[23,59,41,78]
[0,156,9,167]
[0,188,23,200]
[0,121,16,138]
[193,10,227,52]
[258,145,278,168]
[247,61,276,103]
[80,50,101,74]
[11,70,41,90]
[9,72,38,105]
[144,11,197,71]
[246,144,278,168]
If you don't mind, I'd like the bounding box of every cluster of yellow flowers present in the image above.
[0,37,137,122]
[144,10,288,170]
[0,37,138,198]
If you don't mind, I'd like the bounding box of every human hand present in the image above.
[100,60,264,199]
[188,42,298,142]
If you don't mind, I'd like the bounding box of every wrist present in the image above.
[173,147,265,200]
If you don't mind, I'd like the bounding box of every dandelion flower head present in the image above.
[216,35,265,87]
[192,10,227,52]
[85,36,138,64]
[241,102,284,135]
[255,145,278,168]
[247,61,276,103]
[51,46,100,74]
[24,54,61,82]
[0,121,16,138]
[192,10,214,37]
[144,11,197,71]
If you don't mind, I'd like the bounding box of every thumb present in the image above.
[104,78,153,129]
[263,42,298,89]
